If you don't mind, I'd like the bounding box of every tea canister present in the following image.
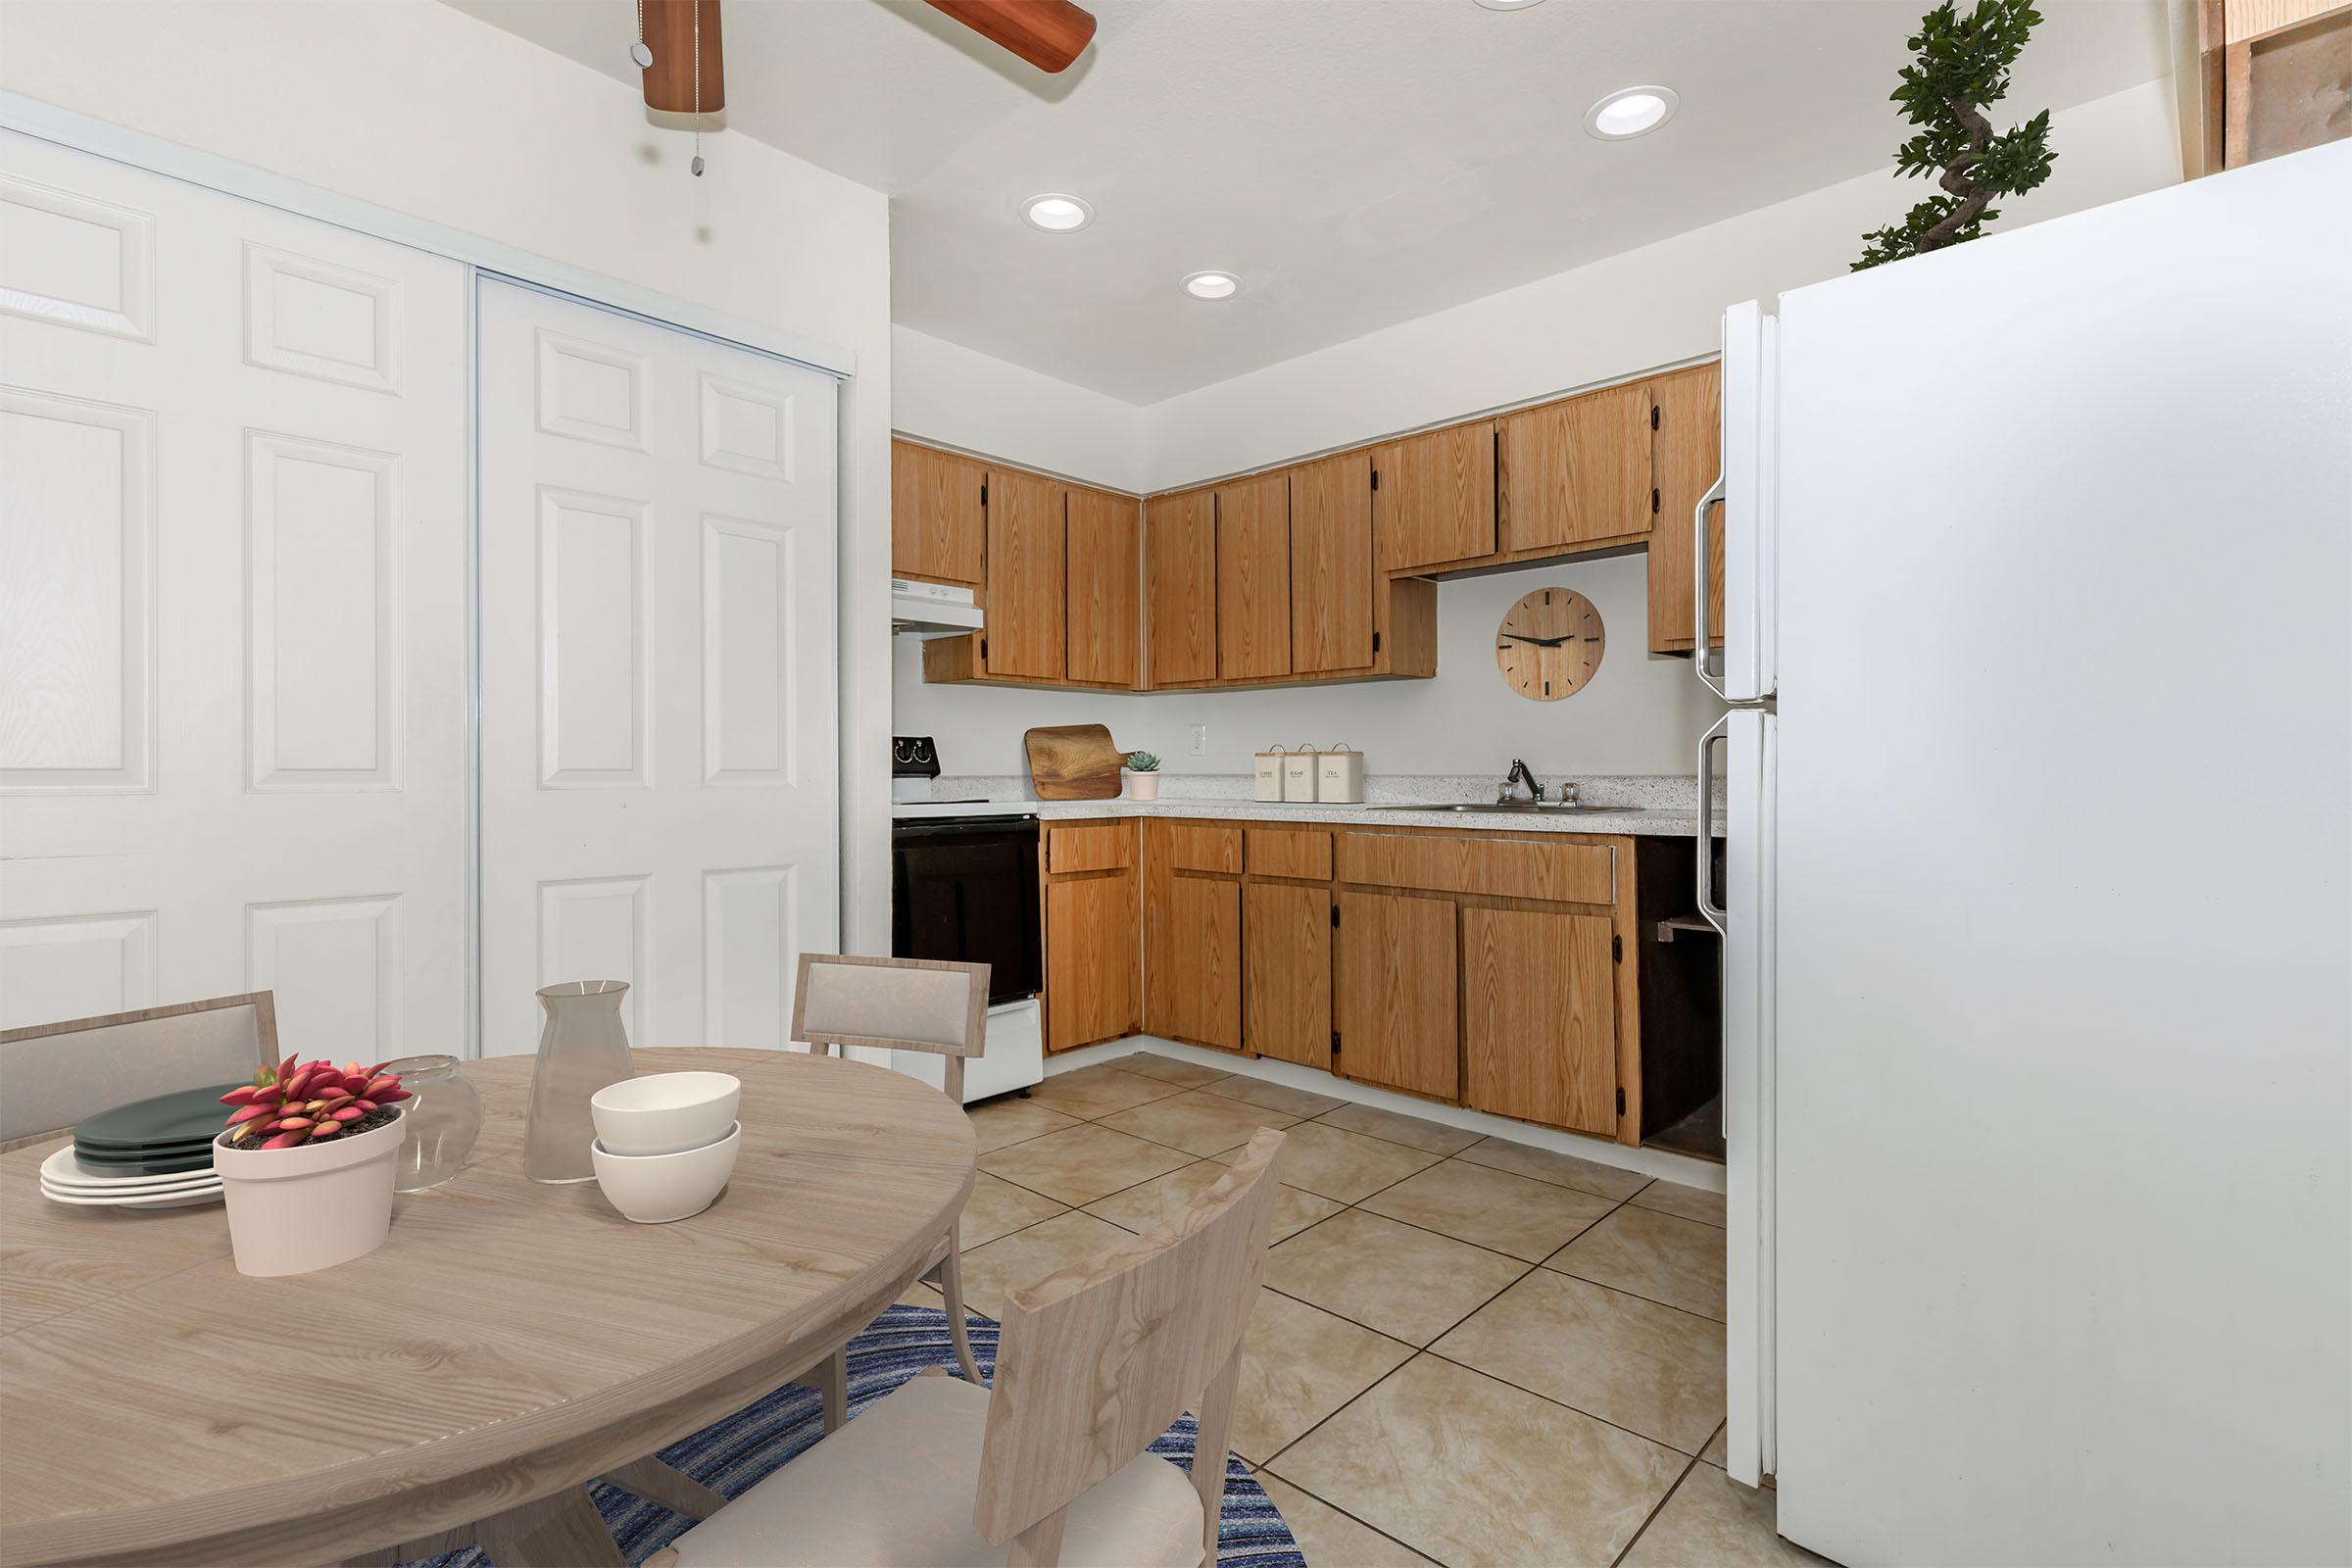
[1316,744,1365,804]
[1282,743,1320,803]
[1253,748,1287,802]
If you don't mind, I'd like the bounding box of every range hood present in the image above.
[892,577,983,636]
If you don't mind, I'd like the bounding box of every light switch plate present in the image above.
[1191,724,1208,757]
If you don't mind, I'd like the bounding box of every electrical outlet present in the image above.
[1190,723,1208,757]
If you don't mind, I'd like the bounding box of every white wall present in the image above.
[891,77,2180,780]
[1,0,899,958]
[893,325,1148,493]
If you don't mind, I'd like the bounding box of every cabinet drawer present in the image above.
[1047,822,1133,875]
[1246,828,1332,881]
[1163,822,1244,875]
[1334,831,1613,904]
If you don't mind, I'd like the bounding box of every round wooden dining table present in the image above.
[0,1047,975,1568]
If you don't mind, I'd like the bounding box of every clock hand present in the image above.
[1501,633,1574,648]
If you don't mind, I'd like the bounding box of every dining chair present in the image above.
[790,952,993,1425]
[648,1125,1287,1568]
[0,993,279,1151]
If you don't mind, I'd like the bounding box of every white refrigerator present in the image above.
[1702,141,2350,1566]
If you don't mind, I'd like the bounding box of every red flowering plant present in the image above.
[220,1056,413,1151]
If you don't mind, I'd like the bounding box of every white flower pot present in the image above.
[1126,771,1160,800]
[213,1109,405,1277]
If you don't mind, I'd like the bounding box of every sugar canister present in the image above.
[1282,743,1319,803]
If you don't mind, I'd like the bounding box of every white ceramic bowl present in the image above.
[590,1070,741,1157]
[592,1121,741,1224]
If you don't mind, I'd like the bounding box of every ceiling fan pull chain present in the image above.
[690,0,707,177]
[630,0,652,70]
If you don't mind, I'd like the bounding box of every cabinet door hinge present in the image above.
[1650,404,1661,431]
[1650,488,1661,514]
[980,480,989,505]
[1330,903,1341,928]
[1617,1086,1627,1116]
[979,636,988,662]
[1331,1030,1342,1058]
[1612,934,1623,961]
[1369,468,1380,492]
[1372,630,1382,654]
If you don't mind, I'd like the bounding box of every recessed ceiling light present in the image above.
[1020,193,1095,232]
[1472,0,1545,10]
[1183,270,1242,301]
[1585,85,1678,140]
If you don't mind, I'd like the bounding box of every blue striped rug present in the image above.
[401,1302,1302,1567]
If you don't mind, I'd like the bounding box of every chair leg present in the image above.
[938,1242,984,1385]
[599,1456,726,1520]
[818,1346,849,1434]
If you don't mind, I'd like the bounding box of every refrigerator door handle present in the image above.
[1692,475,1729,699]
[1695,714,1730,933]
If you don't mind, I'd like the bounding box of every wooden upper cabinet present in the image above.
[1145,489,1217,687]
[890,440,984,586]
[1462,906,1617,1136]
[1645,362,1724,654]
[982,467,1066,680]
[1498,383,1654,555]
[1373,421,1494,573]
[1215,470,1292,682]
[1289,451,1375,675]
[1064,486,1139,688]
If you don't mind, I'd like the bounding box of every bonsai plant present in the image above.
[1125,750,1162,800]
[1854,0,2056,270]
[214,1057,415,1277]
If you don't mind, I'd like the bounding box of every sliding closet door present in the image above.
[476,281,839,1055]
[0,132,468,1054]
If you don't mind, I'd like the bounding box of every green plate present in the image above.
[66,1145,216,1176]
[73,1082,247,1152]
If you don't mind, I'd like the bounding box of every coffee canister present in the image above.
[1253,747,1287,803]
[1316,743,1365,804]
[1282,743,1320,803]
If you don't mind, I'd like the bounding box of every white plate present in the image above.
[40,1179,221,1209]
[40,1145,220,1193]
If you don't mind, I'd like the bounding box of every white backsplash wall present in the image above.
[891,551,1721,780]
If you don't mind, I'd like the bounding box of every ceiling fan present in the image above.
[634,0,1099,117]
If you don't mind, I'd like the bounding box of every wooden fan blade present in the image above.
[642,0,725,113]
[924,0,1099,74]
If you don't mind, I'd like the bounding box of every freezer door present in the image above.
[1717,708,1776,1489]
[1700,300,1776,703]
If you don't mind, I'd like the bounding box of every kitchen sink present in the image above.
[1371,801,1636,815]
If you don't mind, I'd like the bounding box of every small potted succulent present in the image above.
[1125,750,1162,801]
[214,1057,413,1277]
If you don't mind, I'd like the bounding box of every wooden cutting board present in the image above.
[1025,724,1126,801]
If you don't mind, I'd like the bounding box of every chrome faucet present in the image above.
[1498,759,1545,804]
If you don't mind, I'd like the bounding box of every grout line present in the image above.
[1249,1460,1447,1568]
[1610,1448,1705,1568]
[1415,1347,1714,1458]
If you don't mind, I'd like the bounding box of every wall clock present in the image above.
[1495,587,1604,701]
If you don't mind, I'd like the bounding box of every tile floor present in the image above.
[900,1052,1831,1568]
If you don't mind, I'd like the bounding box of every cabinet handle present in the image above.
[1695,715,1729,936]
[1691,473,1727,698]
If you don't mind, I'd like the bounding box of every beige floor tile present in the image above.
[1621,1463,1829,1567]
[1265,1209,1527,1346]
[1544,1204,1727,1320]
[1100,1088,1298,1156]
[1083,1160,1343,1243]
[1700,1422,1728,1468]
[1209,1075,1348,1118]
[891,1280,942,1310]
[1434,1269,1725,1453]
[1312,1102,1482,1155]
[1213,1119,1442,1202]
[1251,1474,1439,1567]
[956,1171,1068,1249]
[1273,1355,1686,1568]
[1359,1158,1617,1261]
[963,1096,1081,1155]
[1116,1052,1233,1089]
[1025,1063,1185,1119]
[1229,1289,1415,1463]
[955,1209,1133,1323]
[1454,1136,1652,1200]
[1631,1178,1728,1228]
[977,1123,1195,1206]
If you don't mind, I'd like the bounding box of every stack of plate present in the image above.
[39,1082,240,1209]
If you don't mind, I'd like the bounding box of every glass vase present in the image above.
[523,981,637,1184]
[383,1054,482,1193]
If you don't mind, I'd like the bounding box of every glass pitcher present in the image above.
[382,1054,482,1193]
[523,981,636,1184]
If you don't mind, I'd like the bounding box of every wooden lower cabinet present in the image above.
[1242,881,1330,1069]
[1461,906,1617,1136]
[1043,819,1136,1052]
[1333,891,1458,1100]
[1143,821,1243,1052]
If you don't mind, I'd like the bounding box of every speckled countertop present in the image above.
[895,773,1715,838]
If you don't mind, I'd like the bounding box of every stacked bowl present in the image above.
[39,1082,236,1208]
[589,1072,742,1223]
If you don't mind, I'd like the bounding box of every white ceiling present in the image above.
[447,0,2171,403]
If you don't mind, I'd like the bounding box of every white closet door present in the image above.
[476,280,839,1056]
[0,132,467,1056]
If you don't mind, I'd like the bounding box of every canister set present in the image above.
[1254,743,1365,804]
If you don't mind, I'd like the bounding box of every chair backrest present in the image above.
[974,1127,1287,1561]
[0,993,279,1148]
[789,954,990,1098]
